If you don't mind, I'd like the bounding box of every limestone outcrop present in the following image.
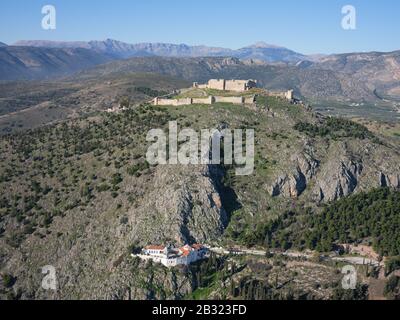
[269,141,400,203]
[314,159,362,202]
[130,164,228,246]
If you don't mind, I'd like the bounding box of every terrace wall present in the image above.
[214,96,245,104]
[192,96,215,104]
[154,95,258,106]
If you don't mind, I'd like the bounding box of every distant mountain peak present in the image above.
[0,41,8,47]
[246,41,283,49]
[103,38,124,45]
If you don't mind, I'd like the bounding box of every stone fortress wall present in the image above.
[214,96,245,104]
[192,96,214,104]
[154,95,255,106]
[155,97,193,106]
[205,79,225,91]
[193,79,258,92]
[269,89,294,101]
[226,80,257,92]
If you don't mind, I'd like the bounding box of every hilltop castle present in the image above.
[153,79,294,106]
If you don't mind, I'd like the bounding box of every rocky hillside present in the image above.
[73,55,400,106]
[0,73,189,134]
[0,103,228,299]
[1,83,400,299]
[311,51,400,101]
[0,46,114,80]
[74,56,246,82]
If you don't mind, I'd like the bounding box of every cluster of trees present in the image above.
[229,210,304,250]
[305,188,400,256]
[332,284,369,300]
[190,253,227,290]
[133,87,168,98]
[229,275,332,300]
[230,278,272,300]
[230,188,400,257]
[294,117,376,140]
[384,276,400,300]
[385,257,400,276]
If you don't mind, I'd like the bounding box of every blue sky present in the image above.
[0,0,399,54]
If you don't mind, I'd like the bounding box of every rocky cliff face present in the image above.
[380,172,400,188]
[314,158,362,202]
[268,139,400,203]
[128,164,227,246]
[270,168,307,199]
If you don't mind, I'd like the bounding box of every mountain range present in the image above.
[1,39,400,110]
[0,46,113,80]
[14,39,309,62]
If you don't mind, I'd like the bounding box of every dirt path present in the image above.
[368,279,386,300]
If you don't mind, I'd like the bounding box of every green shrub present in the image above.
[294,118,376,140]
[384,276,400,299]
[2,274,15,288]
[134,87,167,98]
[386,257,400,276]
[127,161,149,176]
[111,173,123,186]
[96,184,111,192]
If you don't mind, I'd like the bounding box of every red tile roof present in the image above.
[181,250,191,257]
[145,245,165,250]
